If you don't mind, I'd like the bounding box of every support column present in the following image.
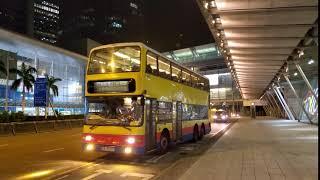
[276,82,298,120]
[272,87,293,120]
[265,92,279,117]
[5,52,9,111]
[273,86,295,120]
[269,90,285,118]
[295,62,318,104]
[283,74,313,124]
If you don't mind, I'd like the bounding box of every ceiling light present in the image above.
[204,2,209,9]
[298,50,304,57]
[216,17,221,23]
[227,62,230,66]
[210,1,216,7]
[211,19,215,24]
[308,59,314,64]
[294,72,298,76]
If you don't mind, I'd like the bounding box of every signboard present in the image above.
[34,78,47,107]
[93,81,129,93]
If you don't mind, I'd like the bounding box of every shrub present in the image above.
[0,111,10,123]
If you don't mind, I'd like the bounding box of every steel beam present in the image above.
[283,75,313,123]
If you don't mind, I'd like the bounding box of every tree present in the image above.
[45,74,62,118]
[10,62,37,112]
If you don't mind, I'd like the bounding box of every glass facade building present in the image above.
[0,28,86,116]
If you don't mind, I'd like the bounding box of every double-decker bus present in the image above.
[82,42,211,155]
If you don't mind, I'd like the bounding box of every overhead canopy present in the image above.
[197,0,318,99]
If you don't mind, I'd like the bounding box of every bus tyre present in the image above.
[199,125,205,140]
[159,133,169,154]
[193,126,199,142]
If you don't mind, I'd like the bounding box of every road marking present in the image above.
[81,169,112,180]
[43,148,65,153]
[149,152,171,163]
[0,144,8,147]
[55,174,69,180]
[47,159,104,180]
[120,172,154,180]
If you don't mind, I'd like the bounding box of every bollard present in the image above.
[33,121,38,133]
[11,123,16,136]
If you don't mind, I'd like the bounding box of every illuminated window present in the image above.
[146,52,157,74]
[158,57,171,79]
[182,70,191,85]
[130,2,138,9]
[171,64,181,82]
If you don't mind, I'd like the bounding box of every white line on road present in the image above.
[150,152,171,163]
[120,172,154,180]
[55,174,69,180]
[0,144,8,147]
[43,148,65,153]
[81,169,112,180]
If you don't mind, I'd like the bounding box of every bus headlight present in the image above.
[126,137,135,144]
[221,115,226,119]
[85,144,95,151]
[213,115,218,119]
[124,147,132,154]
[84,135,93,141]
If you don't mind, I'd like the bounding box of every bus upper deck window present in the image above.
[158,57,171,79]
[147,52,158,75]
[182,70,191,85]
[172,64,181,82]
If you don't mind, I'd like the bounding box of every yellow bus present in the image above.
[82,42,211,155]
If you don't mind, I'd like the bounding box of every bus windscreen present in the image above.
[88,46,141,74]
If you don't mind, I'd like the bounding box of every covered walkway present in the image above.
[179,117,318,180]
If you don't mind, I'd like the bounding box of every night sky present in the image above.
[145,0,213,52]
[63,0,213,52]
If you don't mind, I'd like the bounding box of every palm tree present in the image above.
[45,74,62,118]
[10,62,37,112]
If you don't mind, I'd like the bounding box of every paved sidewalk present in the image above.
[179,117,318,180]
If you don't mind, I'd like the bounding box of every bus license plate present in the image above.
[101,146,115,152]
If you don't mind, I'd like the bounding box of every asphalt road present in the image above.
[0,120,235,180]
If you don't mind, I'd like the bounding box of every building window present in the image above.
[130,2,138,9]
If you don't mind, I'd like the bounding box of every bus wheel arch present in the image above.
[159,128,170,154]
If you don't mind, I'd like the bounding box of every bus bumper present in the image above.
[82,143,145,155]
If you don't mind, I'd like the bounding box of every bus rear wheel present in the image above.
[199,125,205,140]
[193,126,199,142]
[159,133,169,154]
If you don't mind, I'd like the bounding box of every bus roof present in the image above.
[89,42,209,81]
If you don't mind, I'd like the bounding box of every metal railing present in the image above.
[0,119,83,136]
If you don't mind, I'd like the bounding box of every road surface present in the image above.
[0,121,234,180]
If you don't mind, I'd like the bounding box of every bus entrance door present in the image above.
[176,102,183,141]
[145,99,157,151]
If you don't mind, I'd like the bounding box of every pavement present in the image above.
[178,117,318,180]
[0,120,233,180]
